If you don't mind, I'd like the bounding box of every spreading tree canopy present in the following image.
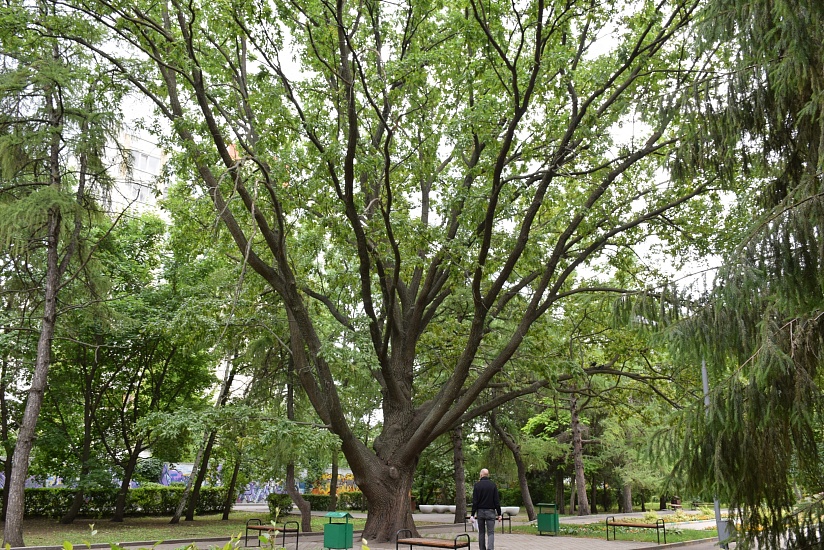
[34,0,735,539]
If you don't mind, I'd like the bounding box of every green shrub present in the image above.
[266,493,294,517]
[302,494,331,511]
[128,484,181,515]
[12,485,227,518]
[498,488,523,506]
[337,491,366,511]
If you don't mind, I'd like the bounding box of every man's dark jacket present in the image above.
[471,477,502,516]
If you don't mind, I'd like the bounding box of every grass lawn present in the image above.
[3,510,719,547]
[509,522,717,544]
[0,512,368,547]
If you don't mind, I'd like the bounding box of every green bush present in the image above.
[302,494,332,511]
[11,485,227,518]
[266,493,294,517]
[337,491,366,511]
[498,487,523,506]
[128,484,181,515]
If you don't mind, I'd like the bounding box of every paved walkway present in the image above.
[140,506,726,550]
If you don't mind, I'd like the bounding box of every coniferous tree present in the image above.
[661,1,824,547]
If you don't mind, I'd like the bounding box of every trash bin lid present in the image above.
[325,512,353,519]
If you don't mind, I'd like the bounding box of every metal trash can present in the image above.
[323,511,354,549]
[537,502,559,535]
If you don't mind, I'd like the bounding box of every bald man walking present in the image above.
[471,468,502,550]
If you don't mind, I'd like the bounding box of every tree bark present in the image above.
[329,450,339,511]
[222,454,242,520]
[554,467,565,515]
[569,480,576,514]
[451,425,466,524]
[489,413,536,520]
[622,484,633,513]
[355,462,417,541]
[112,442,144,522]
[285,352,312,532]
[171,441,206,524]
[285,463,312,532]
[186,429,217,521]
[570,392,590,516]
[590,477,597,514]
[2,208,61,547]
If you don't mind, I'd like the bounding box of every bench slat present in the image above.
[396,538,469,549]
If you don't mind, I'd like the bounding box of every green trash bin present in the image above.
[537,503,559,535]
[323,512,354,549]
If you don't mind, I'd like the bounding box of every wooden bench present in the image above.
[463,514,511,533]
[245,519,300,549]
[691,501,714,510]
[396,529,471,549]
[605,516,666,544]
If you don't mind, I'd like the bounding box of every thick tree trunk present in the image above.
[451,425,466,524]
[222,454,241,520]
[489,413,535,520]
[286,463,312,532]
[622,484,632,513]
[2,209,61,548]
[356,464,416,542]
[570,392,590,516]
[329,450,339,511]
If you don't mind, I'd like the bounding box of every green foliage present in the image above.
[10,486,227,518]
[133,459,165,484]
[265,493,293,516]
[337,491,366,512]
[300,494,330,511]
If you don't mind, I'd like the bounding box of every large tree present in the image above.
[0,1,125,542]
[56,0,721,539]
[661,0,824,547]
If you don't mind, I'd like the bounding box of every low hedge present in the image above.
[264,491,367,514]
[8,485,227,518]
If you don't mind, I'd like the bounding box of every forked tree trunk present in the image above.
[451,425,467,523]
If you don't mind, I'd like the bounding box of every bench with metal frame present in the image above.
[605,516,666,544]
[395,529,471,549]
[244,518,299,549]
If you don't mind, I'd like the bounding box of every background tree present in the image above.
[0,1,125,542]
